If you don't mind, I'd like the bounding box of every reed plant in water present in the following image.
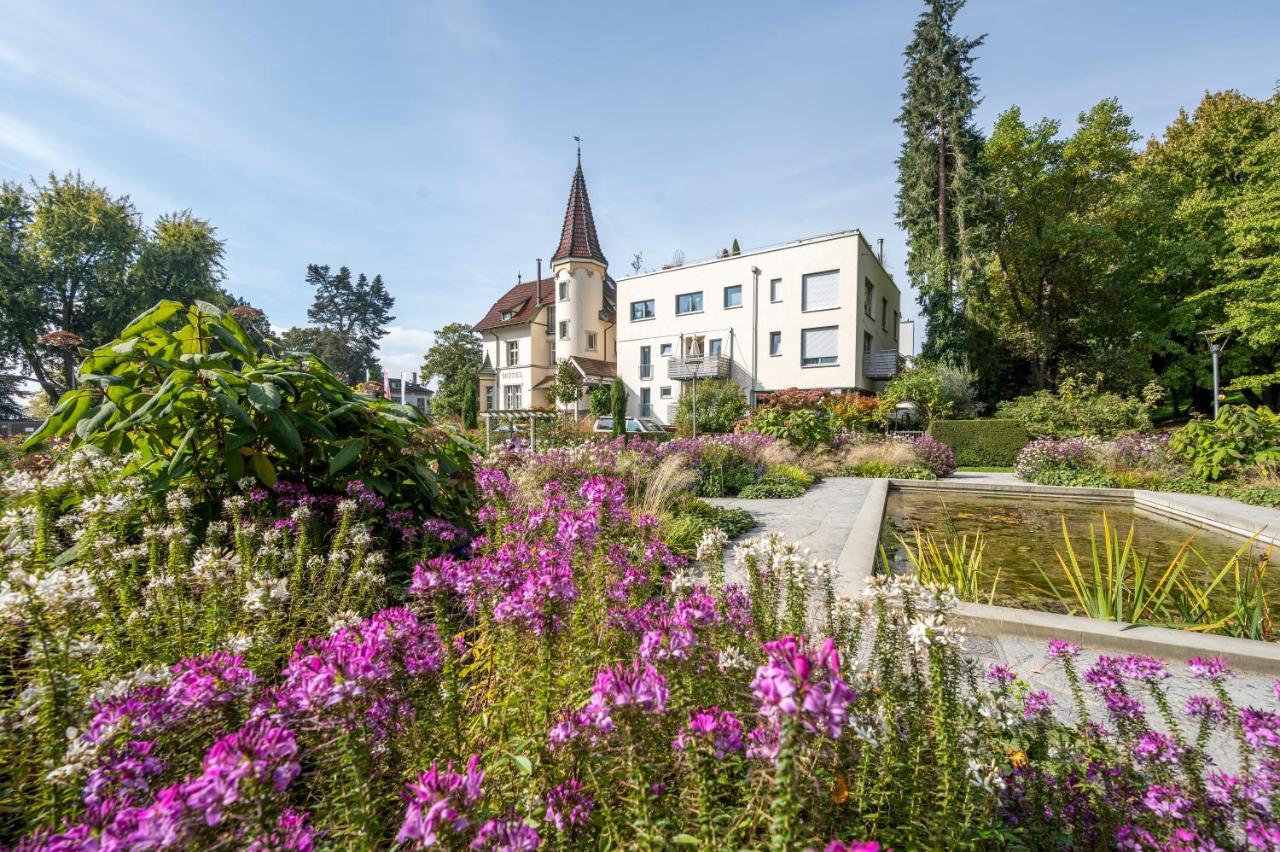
[894,528,1001,605]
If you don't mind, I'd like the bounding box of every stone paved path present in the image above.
[706,477,874,564]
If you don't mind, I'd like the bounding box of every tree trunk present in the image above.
[937,118,948,255]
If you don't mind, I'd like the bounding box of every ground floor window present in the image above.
[484,385,494,411]
[640,388,652,417]
[659,386,672,399]
[503,385,522,409]
[801,326,839,366]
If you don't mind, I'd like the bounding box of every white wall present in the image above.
[615,230,901,422]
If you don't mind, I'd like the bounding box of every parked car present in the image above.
[592,416,669,435]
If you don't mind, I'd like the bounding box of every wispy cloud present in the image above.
[378,326,436,383]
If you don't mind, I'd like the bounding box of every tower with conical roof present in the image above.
[551,149,613,365]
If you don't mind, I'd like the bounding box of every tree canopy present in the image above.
[282,265,395,383]
[421,322,482,418]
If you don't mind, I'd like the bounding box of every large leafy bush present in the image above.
[742,407,834,450]
[996,374,1162,439]
[876,362,952,426]
[27,301,474,523]
[673,378,747,436]
[1167,405,1280,481]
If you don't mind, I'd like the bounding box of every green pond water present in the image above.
[879,490,1276,611]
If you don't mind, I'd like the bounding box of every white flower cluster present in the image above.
[0,567,96,625]
[716,646,753,672]
[966,757,1007,793]
[732,532,827,581]
[243,574,290,614]
[906,613,965,652]
[694,527,729,564]
[191,546,239,586]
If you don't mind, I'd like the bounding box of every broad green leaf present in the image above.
[248,382,282,413]
[211,391,256,432]
[209,323,253,361]
[118,300,184,339]
[328,439,363,475]
[670,835,700,846]
[75,401,118,438]
[509,754,532,776]
[265,410,303,459]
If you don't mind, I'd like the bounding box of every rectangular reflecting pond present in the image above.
[879,489,1276,611]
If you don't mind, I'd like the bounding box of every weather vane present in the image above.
[574,135,582,163]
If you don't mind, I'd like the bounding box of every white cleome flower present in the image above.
[243,575,290,614]
[695,527,729,563]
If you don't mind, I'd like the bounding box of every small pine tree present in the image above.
[609,377,627,439]
[461,380,478,429]
[731,238,741,256]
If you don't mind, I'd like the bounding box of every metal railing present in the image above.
[862,349,903,380]
[668,355,731,381]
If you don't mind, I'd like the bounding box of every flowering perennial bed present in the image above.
[2,448,1280,849]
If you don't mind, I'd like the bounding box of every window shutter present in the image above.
[802,327,839,360]
[802,271,840,311]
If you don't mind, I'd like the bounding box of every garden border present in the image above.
[835,478,1280,674]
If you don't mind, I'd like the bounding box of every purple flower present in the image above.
[588,660,668,715]
[397,755,485,847]
[1133,731,1182,765]
[1046,639,1081,661]
[1083,656,1124,692]
[1246,817,1280,850]
[470,816,541,850]
[247,809,315,852]
[544,780,593,832]
[1103,691,1145,723]
[673,707,745,758]
[986,664,1016,685]
[1188,656,1234,681]
[183,721,301,826]
[1120,655,1169,682]
[751,636,853,739]
[84,740,166,805]
[1242,708,1280,749]
[1186,695,1227,722]
[1142,783,1190,819]
[825,843,880,852]
[1023,690,1056,721]
[169,652,259,709]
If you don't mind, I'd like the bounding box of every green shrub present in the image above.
[673,378,747,436]
[927,419,1029,467]
[766,463,816,488]
[743,407,834,449]
[876,362,952,426]
[27,301,475,523]
[1167,405,1280,481]
[841,461,937,480]
[589,386,611,416]
[738,478,807,499]
[995,374,1162,439]
[1021,468,1117,488]
[661,497,757,549]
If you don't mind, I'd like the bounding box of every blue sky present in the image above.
[1,1,1277,375]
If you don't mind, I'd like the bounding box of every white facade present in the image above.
[615,230,904,422]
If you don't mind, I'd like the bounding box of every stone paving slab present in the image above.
[706,477,875,565]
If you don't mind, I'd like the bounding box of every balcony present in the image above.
[862,349,904,380]
[668,355,731,381]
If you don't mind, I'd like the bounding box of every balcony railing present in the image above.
[862,349,903,380]
[668,355,731,381]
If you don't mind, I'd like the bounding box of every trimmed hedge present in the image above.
[927,419,1029,468]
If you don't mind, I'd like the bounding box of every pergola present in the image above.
[480,409,561,450]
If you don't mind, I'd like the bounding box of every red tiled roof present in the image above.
[552,157,607,266]
[570,356,616,382]
[474,277,555,332]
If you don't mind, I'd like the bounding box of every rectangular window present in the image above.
[559,280,568,301]
[894,311,900,340]
[559,320,569,340]
[640,388,652,418]
[864,332,873,355]
[545,305,555,334]
[506,340,519,367]
[675,291,704,315]
[484,385,494,411]
[881,297,888,330]
[631,299,655,321]
[500,308,516,321]
[770,331,782,356]
[708,338,722,357]
[863,278,874,317]
[770,278,782,302]
[639,345,652,380]
[586,331,597,351]
[801,326,839,366]
[802,270,840,312]
[724,285,742,309]
[659,386,672,399]
[503,385,522,409]
[659,343,673,357]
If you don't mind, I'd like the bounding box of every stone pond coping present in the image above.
[833,477,1280,675]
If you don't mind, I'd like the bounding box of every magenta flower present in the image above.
[1246,818,1280,849]
[589,660,668,714]
[544,780,593,832]
[1083,656,1124,692]
[397,755,485,847]
[1023,690,1056,721]
[1188,656,1234,681]
[1242,708,1280,749]
[1142,783,1190,819]
[1103,691,1145,723]
[751,636,853,739]
[1133,731,1182,765]
[673,707,745,758]
[183,721,301,826]
[246,809,315,852]
[1186,695,1227,722]
[470,816,541,850]
[169,652,259,709]
[986,664,1015,684]
[825,843,880,852]
[1119,655,1169,682]
[1046,639,1081,661]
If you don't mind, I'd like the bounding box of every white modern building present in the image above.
[615,230,904,422]
[473,157,906,422]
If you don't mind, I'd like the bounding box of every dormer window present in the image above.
[500,309,516,321]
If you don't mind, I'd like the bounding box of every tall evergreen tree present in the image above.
[895,0,987,362]
[293,264,395,382]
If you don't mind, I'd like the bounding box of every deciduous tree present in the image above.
[421,322,482,418]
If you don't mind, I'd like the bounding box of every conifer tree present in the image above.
[895,0,986,362]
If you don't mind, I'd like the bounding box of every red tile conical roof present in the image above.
[551,155,607,266]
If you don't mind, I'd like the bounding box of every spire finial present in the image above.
[574,135,581,166]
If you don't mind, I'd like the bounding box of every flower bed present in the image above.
[5,442,1280,848]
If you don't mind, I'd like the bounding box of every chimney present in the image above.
[876,238,884,263]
